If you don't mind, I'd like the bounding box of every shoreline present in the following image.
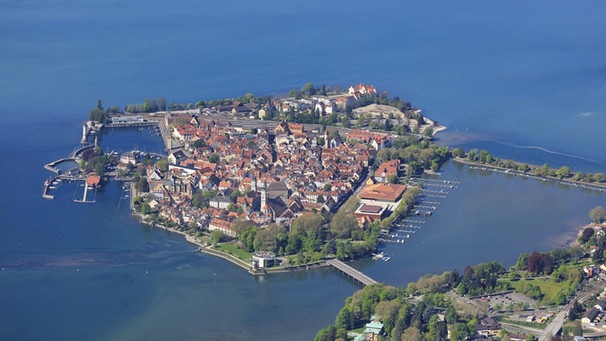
[133,212,332,275]
[453,157,606,191]
[132,212,253,271]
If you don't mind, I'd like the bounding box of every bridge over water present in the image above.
[326,259,378,286]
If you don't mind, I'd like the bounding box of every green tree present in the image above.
[209,153,220,164]
[451,323,470,341]
[451,148,465,158]
[254,224,284,252]
[231,218,256,236]
[107,105,120,114]
[291,214,324,235]
[140,203,151,215]
[330,212,358,239]
[515,253,529,270]
[314,325,336,341]
[89,108,108,123]
[141,99,150,112]
[556,166,571,179]
[335,306,354,330]
[301,82,316,96]
[136,176,149,192]
[211,230,226,243]
[155,158,169,172]
[377,148,391,162]
[589,206,606,223]
[569,244,583,261]
[445,306,457,324]
[401,327,423,341]
[158,98,167,111]
[193,139,207,148]
[288,88,300,99]
[209,174,221,186]
[238,225,258,252]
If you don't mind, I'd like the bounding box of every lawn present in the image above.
[507,277,565,304]
[215,243,252,261]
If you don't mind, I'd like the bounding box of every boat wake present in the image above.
[495,141,606,166]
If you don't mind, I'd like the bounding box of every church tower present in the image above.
[260,180,267,212]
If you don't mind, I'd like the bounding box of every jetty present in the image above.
[42,177,59,199]
[326,259,378,286]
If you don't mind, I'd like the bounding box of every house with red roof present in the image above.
[359,183,406,203]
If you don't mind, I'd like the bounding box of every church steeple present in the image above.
[260,180,267,212]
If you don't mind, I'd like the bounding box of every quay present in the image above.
[326,259,378,286]
[105,121,158,128]
[44,157,78,173]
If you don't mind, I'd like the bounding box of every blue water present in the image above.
[1,0,605,339]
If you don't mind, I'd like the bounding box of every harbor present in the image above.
[378,176,462,248]
[72,181,96,203]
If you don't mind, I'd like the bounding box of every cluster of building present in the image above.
[582,300,606,326]
[349,315,503,341]
[131,100,412,237]
[158,83,378,122]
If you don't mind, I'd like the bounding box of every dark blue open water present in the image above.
[1,1,605,340]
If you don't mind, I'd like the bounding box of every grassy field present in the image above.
[215,243,252,261]
[506,277,565,304]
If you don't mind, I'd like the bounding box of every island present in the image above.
[52,83,450,274]
[43,83,606,341]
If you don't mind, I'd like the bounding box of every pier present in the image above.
[326,259,378,286]
[44,157,78,173]
[105,121,158,128]
[42,177,58,199]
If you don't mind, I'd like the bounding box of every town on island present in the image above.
[43,83,606,341]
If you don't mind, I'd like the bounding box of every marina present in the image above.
[378,176,461,248]
[72,180,97,203]
[117,182,131,209]
[42,177,61,199]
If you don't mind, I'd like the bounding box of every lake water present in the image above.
[1,0,605,340]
